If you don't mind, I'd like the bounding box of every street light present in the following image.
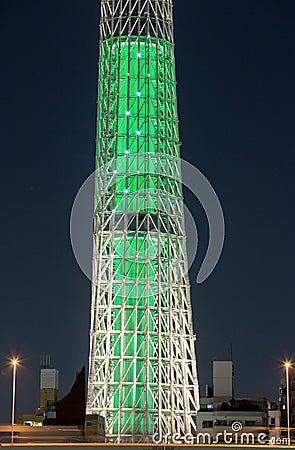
[284,361,292,446]
[10,358,18,445]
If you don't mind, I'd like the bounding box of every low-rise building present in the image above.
[85,414,105,442]
[196,361,280,444]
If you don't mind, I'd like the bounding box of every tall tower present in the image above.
[87,0,199,442]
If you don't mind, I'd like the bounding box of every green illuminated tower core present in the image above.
[87,0,199,442]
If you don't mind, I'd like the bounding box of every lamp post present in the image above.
[11,359,18,445]
[285,362,292,446]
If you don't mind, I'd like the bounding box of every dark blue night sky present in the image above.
[0,0,295,423]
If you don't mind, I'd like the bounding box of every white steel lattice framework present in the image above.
[87,0,200,442]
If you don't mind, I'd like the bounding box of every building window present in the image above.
[216,420,227,426]
[245,421,256,426]
[200,404,213,411]
[270,418,276,427]
[203,421,213,428]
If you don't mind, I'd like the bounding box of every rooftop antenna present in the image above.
[40,354,50,369]
[230,344,234,397]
